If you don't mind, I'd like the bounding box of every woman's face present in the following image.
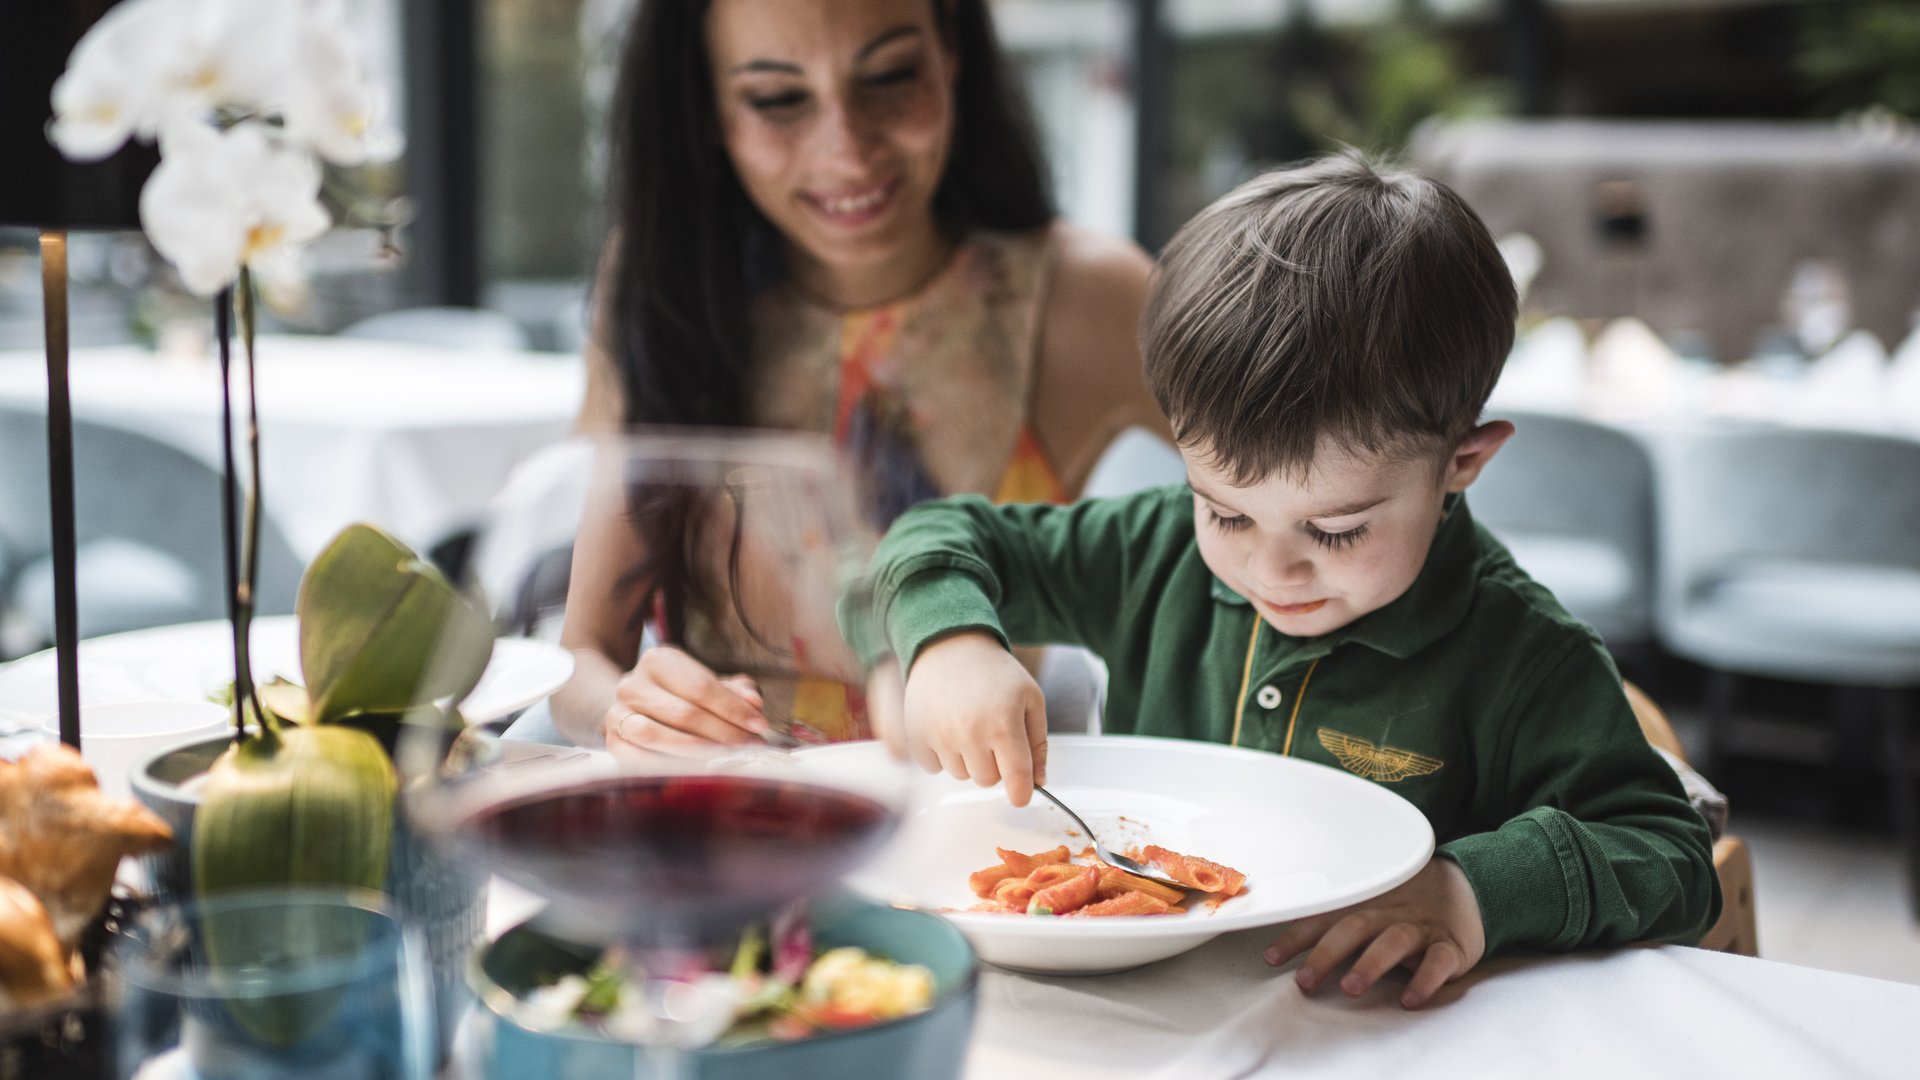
[705,0,957,296]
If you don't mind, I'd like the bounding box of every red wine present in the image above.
[455,774,896,943]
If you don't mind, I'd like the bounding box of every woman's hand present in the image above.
[892,632,1049,807]
[1263,855,1486,1009]
[601,645,769,761]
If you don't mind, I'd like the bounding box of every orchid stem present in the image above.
[215,275,267,746]
[215,287,246,742]
[237,267,267,737]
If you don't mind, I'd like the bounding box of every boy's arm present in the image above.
[1439,640,1722,957]
[863,490,1175,671]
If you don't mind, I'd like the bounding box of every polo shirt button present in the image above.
[1256,685,1283,709]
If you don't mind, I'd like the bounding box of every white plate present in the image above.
[824,734,1434,975]
[0,616,573,725]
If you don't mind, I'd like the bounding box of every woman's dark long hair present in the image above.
[605,0,1055,643]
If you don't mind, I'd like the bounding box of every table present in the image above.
[0,617,572,736]
[0,334,584,557]
[475,880,1920,1079]
[960,927,1920,1078]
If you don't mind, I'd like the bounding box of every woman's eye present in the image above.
[863,65,919,89]
[746,91,807,113]
[1207,509,1252,533]
[1305,523,1369,551]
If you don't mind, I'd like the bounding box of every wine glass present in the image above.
[402,430,913,1079]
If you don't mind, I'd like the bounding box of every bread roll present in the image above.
[0,874,74,1010]
[0,744,172,951]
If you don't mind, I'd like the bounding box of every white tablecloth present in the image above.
[476,882,1920,1079]
[964,927,1920,1079]
[0,335,584,557]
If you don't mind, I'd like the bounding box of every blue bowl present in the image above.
[473,893,978,1080]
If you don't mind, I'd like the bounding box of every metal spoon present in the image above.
[1032,785,1186,889]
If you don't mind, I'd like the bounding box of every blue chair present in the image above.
[1082,427,1186,498]
[1472,410,1658,653]
[0,406,303,653]
[1657,425,1920,915]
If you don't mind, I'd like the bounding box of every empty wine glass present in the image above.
[402,430,912,1080]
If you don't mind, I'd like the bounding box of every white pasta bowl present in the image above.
[818,734,1434,975]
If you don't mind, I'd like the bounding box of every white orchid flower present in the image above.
[47,0,182,160]
[139,122,330,296]
[153,0,307,122]
[283,16,404,166]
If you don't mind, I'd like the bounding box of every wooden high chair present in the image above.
[1624,680,1759,957]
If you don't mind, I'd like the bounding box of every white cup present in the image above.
[37,701,232,800]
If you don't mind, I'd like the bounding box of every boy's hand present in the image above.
[602,645,769,761]
[1263,856,1485,1009]
[894,631,1048,807]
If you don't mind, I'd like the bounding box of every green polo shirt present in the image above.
[863,486,1719,956]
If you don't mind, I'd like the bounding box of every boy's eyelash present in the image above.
[1207,508,1252,533]
[1206,503,1367,550]
[1306,523,1369,550]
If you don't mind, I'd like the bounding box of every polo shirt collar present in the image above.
[1208,493,1479,660]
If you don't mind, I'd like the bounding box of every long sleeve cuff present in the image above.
[882,567,1009,672]
[1439,808,1585,956]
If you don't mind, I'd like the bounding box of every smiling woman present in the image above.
[551,0,1170,756]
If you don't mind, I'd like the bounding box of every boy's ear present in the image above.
[1443,421,1516,493]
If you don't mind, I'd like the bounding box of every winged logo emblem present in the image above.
[1317,729,1443,782]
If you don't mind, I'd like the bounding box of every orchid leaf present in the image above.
[297,524,494,726]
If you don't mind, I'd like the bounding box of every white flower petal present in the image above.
[48,0,182,159]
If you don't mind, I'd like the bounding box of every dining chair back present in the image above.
[1656,425,1920,918]
[1472,410,1657,650]
[1083,428,1185,499]
[1658,426,1920,686]
[1624,680,1758,958]
[0,404,302,650]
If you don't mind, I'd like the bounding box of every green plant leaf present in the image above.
[193,725,396,895]
[298,524,495,725]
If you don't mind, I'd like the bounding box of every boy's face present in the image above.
[1181,423,1512,638]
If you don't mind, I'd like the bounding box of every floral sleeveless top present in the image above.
[683,226,1067,742]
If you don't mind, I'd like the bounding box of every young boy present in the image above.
[856,153,1719,1008]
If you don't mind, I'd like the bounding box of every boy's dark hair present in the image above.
[1143,151,1516,484]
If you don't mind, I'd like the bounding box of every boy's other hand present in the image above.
[902,631,1048,807]
[1262,856,1485,1009]
[602,645,769,761]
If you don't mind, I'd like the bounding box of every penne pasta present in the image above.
[1140,846,1247,897]
[997,846,1070,875]
[1070,891,1174,917]
[969,864,1016,897]
[1027,865,1100,915]
[964,844,1245,917]
[1096,865,1188,906]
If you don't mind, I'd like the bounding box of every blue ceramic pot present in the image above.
[130,734,485,1063]
[475,892,978,1080]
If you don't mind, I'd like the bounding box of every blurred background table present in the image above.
[0,334,583,559]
